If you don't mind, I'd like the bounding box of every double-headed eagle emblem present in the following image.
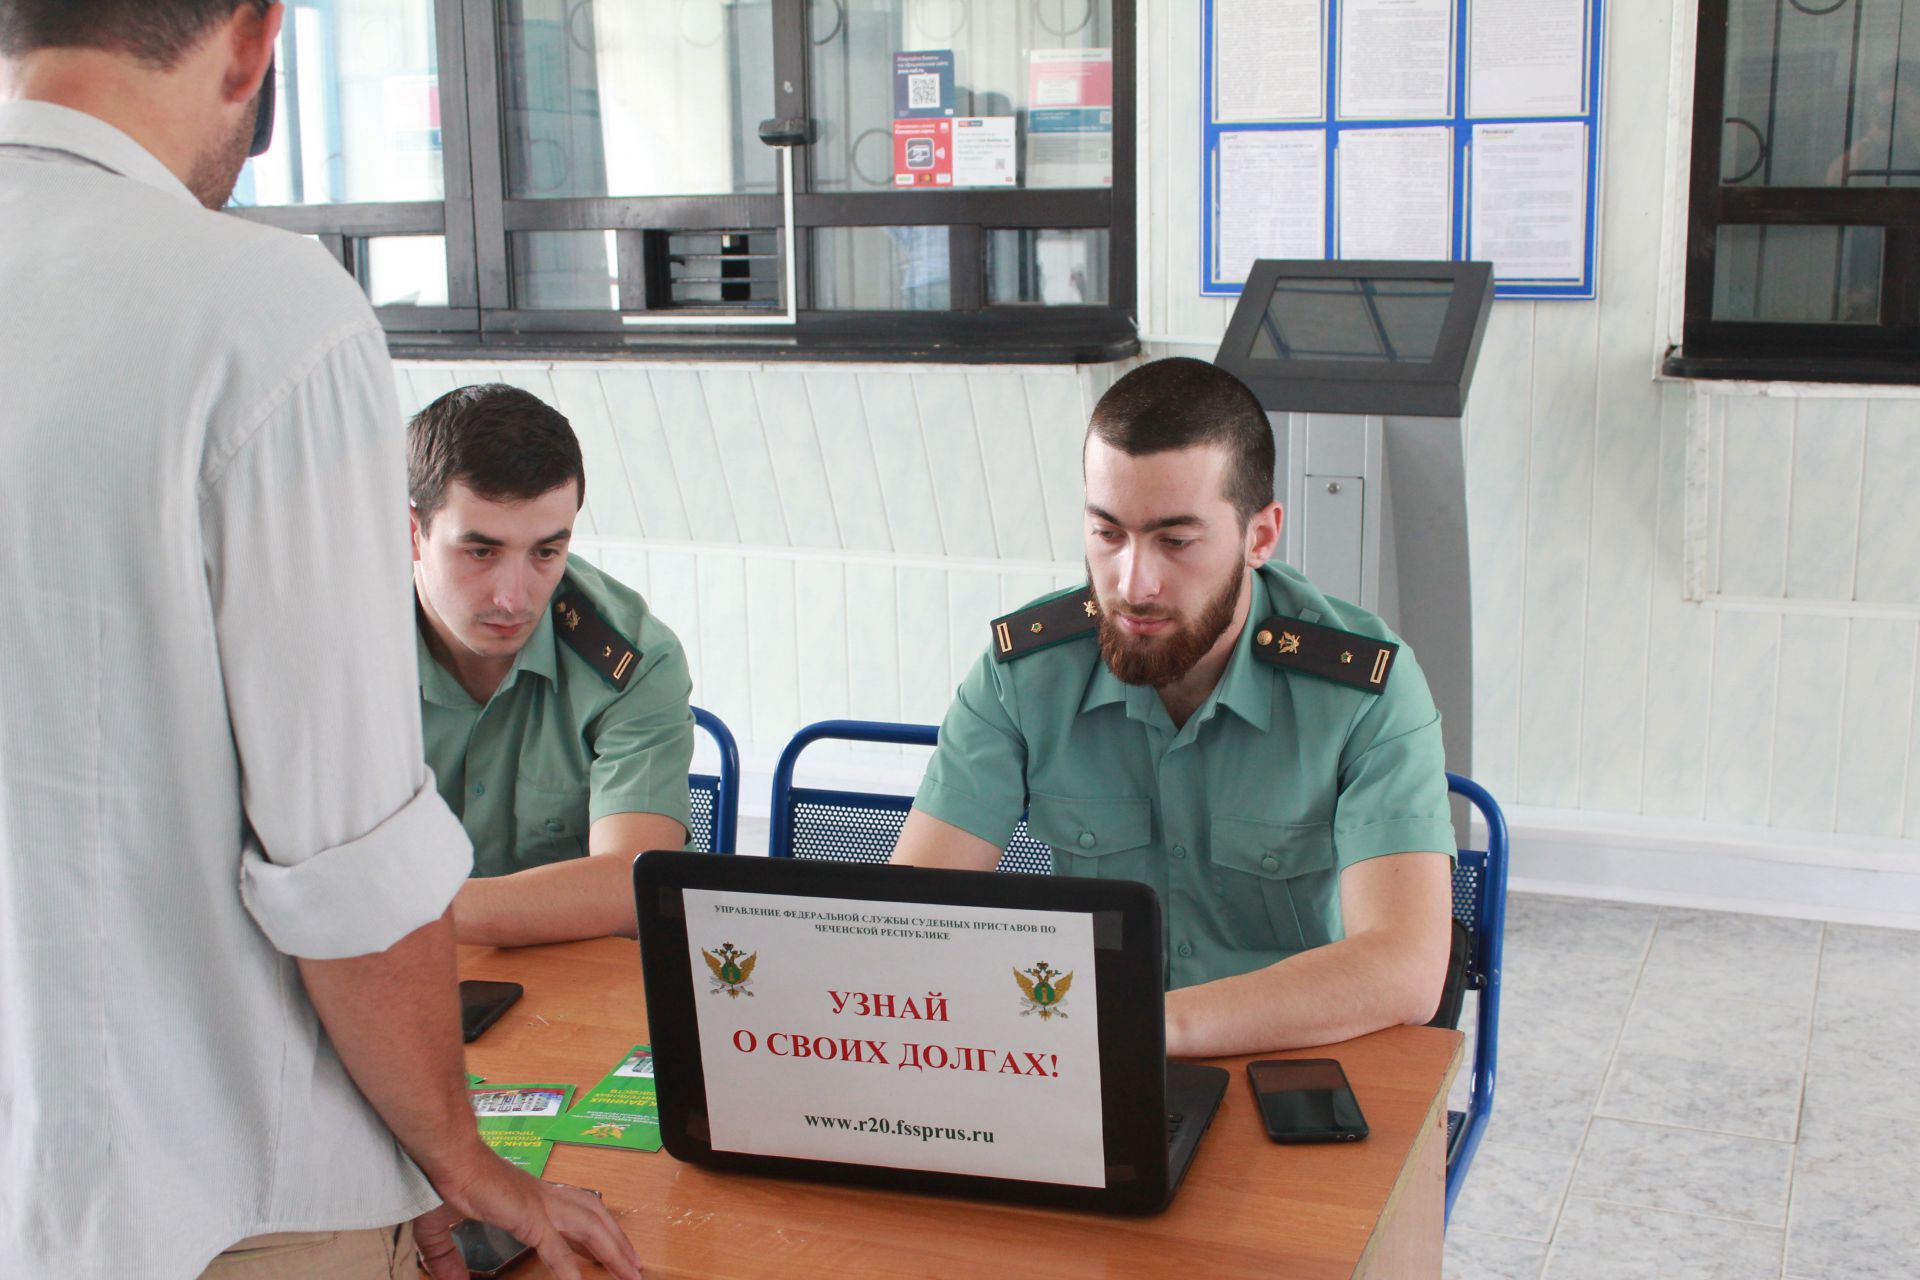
[702,942,757,998]
[1014,961,1074,1019]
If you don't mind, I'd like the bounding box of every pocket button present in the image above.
[1177,941,1194,958]
[1172,844,1187,859]
[1077,831,1096,849]
[545,818,565,833]
[1261,853,1280,872]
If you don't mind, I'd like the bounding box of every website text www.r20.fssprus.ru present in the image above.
[803,1114,996,1144]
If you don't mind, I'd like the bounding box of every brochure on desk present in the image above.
[1200,0,1606,300]
[683,888,1106,1188]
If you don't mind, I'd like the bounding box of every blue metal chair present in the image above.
[768,719,1051,873]
[686,706,740,854]
[1442,772,1509,1226]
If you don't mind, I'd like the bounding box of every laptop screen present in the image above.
[681,886,1108,1188]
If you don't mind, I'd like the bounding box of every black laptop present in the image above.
[634,851,1228,1214]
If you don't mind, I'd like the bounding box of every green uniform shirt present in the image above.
[418,555,695,878]
[913,560,1454,991]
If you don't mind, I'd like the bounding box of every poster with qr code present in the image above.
[893,50,954,118]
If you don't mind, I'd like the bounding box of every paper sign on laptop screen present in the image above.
[683,888,1106,1188]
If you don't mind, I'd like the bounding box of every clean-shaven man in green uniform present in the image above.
[409,384,694,947]
[893,358,1456,1057]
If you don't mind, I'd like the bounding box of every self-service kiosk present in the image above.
[1214,260,1493,810]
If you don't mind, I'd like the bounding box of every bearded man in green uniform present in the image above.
[409,384,694,947]
[893,358,1456,1057]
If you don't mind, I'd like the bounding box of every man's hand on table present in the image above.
[411,1144,643,1280]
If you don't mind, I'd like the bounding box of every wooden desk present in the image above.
[458,938,1461,1279]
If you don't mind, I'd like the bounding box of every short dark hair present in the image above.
[0,0,269,68]
[408,384,585,533]
[1086,357,1275,521]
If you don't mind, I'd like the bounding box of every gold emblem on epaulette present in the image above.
[1083,600,1099,617]
[1257,629,1273,646]
[1030,622,1044,633]
[1278,631,1301,654]
[1340,651,1353,664]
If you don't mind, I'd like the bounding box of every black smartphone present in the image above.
[450,1218,530,1277]
[1247,1058,1369,1144]
[459,980,523,1044]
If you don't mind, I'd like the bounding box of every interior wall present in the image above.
[395,0,1920,844]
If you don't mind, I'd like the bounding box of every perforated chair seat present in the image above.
[687,773,721,853]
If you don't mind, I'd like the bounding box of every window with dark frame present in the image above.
[229,0,1138,364]
[1671,0,1920,381]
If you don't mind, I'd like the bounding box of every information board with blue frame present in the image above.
[1200,0,1605,301]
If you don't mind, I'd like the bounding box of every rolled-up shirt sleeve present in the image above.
[201,323,471,959]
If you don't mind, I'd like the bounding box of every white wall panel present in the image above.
[1714,397,1794,598]
[1576,2,1673,815]
[753,372,841,549]
[1783,400,1866,601]
[1516,303,1599,808]
[598,369,693,541]
[793,560,853,729]
[895,567,953,725]
[743,556,800,746]
[843,561,904,729]
[967,373,1056,561]
[647,370,740,544]
[1462,305,1535,804]
[912,372,999,558]
[1835,620,1916,838]
[692,554,752,741]
[803,373,894,553]
[699,370,788,546]
[645,548,703,703]
[1703,612,1781,824]
[1640,390,1715,820]
[1767,615,1849,831]
[1025,371,1092,561]
[858,373,947,556]
[1856,400,1920,605]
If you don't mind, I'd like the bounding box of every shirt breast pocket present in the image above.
[513,772,591,869]
[1210,817,1339,954]
[1024,791,1154,880]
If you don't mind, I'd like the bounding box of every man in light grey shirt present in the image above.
[0,3,642,1277]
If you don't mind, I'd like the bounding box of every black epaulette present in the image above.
[1250,615,1397,693]
[551,589,641,691]
[991,587,1100,662]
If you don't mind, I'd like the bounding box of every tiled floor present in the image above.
[1445,893,1920,1280]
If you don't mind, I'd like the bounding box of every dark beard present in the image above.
[1095,563,1243,688]
[189,89,260,210]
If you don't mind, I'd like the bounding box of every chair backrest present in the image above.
[769,720,1051,874]
[686,706,741,854]
[1443,771,1510,1225]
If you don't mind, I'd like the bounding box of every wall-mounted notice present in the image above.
[1214,0,1325,122]
[1027,48,1113,187]
[1218,130,1327,283]
[1469,122,1588,282]
[1338,0,1454,120]
[1468,0,1586,118]
[1337,126,1453,260]
[1200,0,1604,299]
